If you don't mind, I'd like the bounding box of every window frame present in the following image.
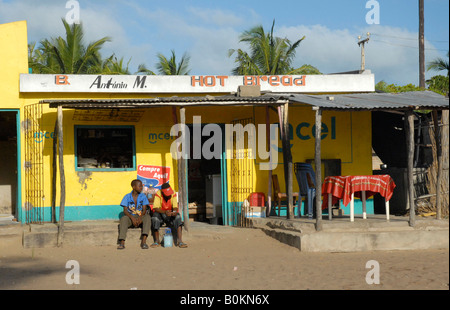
[74,125,136,172]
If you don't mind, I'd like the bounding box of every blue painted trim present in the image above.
[74,125,136,172]
[220,126,229,226]
[24,205,125,222]
[16,110,22,222]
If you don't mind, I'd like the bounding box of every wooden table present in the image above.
[321,175,396,222]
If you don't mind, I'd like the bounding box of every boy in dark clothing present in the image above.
[151,182,187,248]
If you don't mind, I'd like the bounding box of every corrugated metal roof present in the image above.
[40,91,448,111]
[284,91,449,110]
[42,94,288,108]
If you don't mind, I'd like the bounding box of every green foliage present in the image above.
[156,50,191,75]
[426,75,449,96]
[427,51,449,77]
[28,18,153,75]
[228,20,321,75]
[28,19,111,74]
[375,81,422,93]
[98,55,132,75]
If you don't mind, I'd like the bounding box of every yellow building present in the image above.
[1,21,375,225]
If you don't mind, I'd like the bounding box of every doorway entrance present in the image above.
[187,123,225,225]
[0,111,19,219]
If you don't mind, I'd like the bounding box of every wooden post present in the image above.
[432,110,443,219]
[279,103,293,219]
[405,110,416,227]
[284,103,294,219]
[179,107,189,232]
[277,105,284,217]
[51,121,58,223]
[266,106,272,217]
[173,107,189,232]
[419,0,426,88]
[314,108,323,231]
[57,105,66,246]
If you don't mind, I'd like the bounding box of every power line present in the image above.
[371,39,448,52]
[371,33,449,43]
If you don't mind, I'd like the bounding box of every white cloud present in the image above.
[117,5,247,75]
[0,0,155,73]
[2,0,445,84]
[278,24,445,85]
[186,7,244,27]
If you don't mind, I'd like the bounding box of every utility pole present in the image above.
[358,33,370,71]
[419,0,425,88]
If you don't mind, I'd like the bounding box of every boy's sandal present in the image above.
[117,244,125,250]
[141,243,149,249]
[178,242,188,248]
[150,242,159,248]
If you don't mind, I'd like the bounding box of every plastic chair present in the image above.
[271,174,298,216]
[294,163,316,219]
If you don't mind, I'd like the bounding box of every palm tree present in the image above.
[97,55,132,75]
[156,50,191,75]
[290,64,321,75]
[135,63,156,75]
[29,18,111,74]
[427,51,449,76]
[228,20,320,75]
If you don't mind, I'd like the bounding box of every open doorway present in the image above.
[0,111,19,220]
[187,123,224,225]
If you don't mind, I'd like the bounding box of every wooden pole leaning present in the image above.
[172,107,189,232]
[284,103,294,219]
[405,110,416,227]
[314,107,323,231]
[432,110,443,220]
[266,106,272,217]
[57,105,66,247]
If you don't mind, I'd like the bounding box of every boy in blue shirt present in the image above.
[118,179,151,249]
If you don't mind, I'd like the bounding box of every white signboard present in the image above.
[19,73,374,93]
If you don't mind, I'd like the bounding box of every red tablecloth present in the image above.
[321,175,396,209]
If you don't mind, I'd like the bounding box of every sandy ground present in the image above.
[0,226,448,291]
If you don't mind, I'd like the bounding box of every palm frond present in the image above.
[135,63,156,75]
[229,19,311,75]
[156,50,191,75]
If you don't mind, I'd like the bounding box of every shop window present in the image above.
[75,126,135,171]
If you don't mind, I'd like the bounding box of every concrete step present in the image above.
[252,218,449,252]
[0,214,14,222]
[23,226,167,248]
[21,221,235,248]
[0,224,25,250]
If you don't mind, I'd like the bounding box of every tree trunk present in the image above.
[405,110,416,226]
[57,106,66,246]
[314,108,323,231]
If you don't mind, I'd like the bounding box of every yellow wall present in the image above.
[1,20,373,222]
[0,21,28,221]
[0,21,28,109]
[252,106,372,197]
[20,101,372,211]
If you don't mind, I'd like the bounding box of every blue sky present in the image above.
[0,0,448,85]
